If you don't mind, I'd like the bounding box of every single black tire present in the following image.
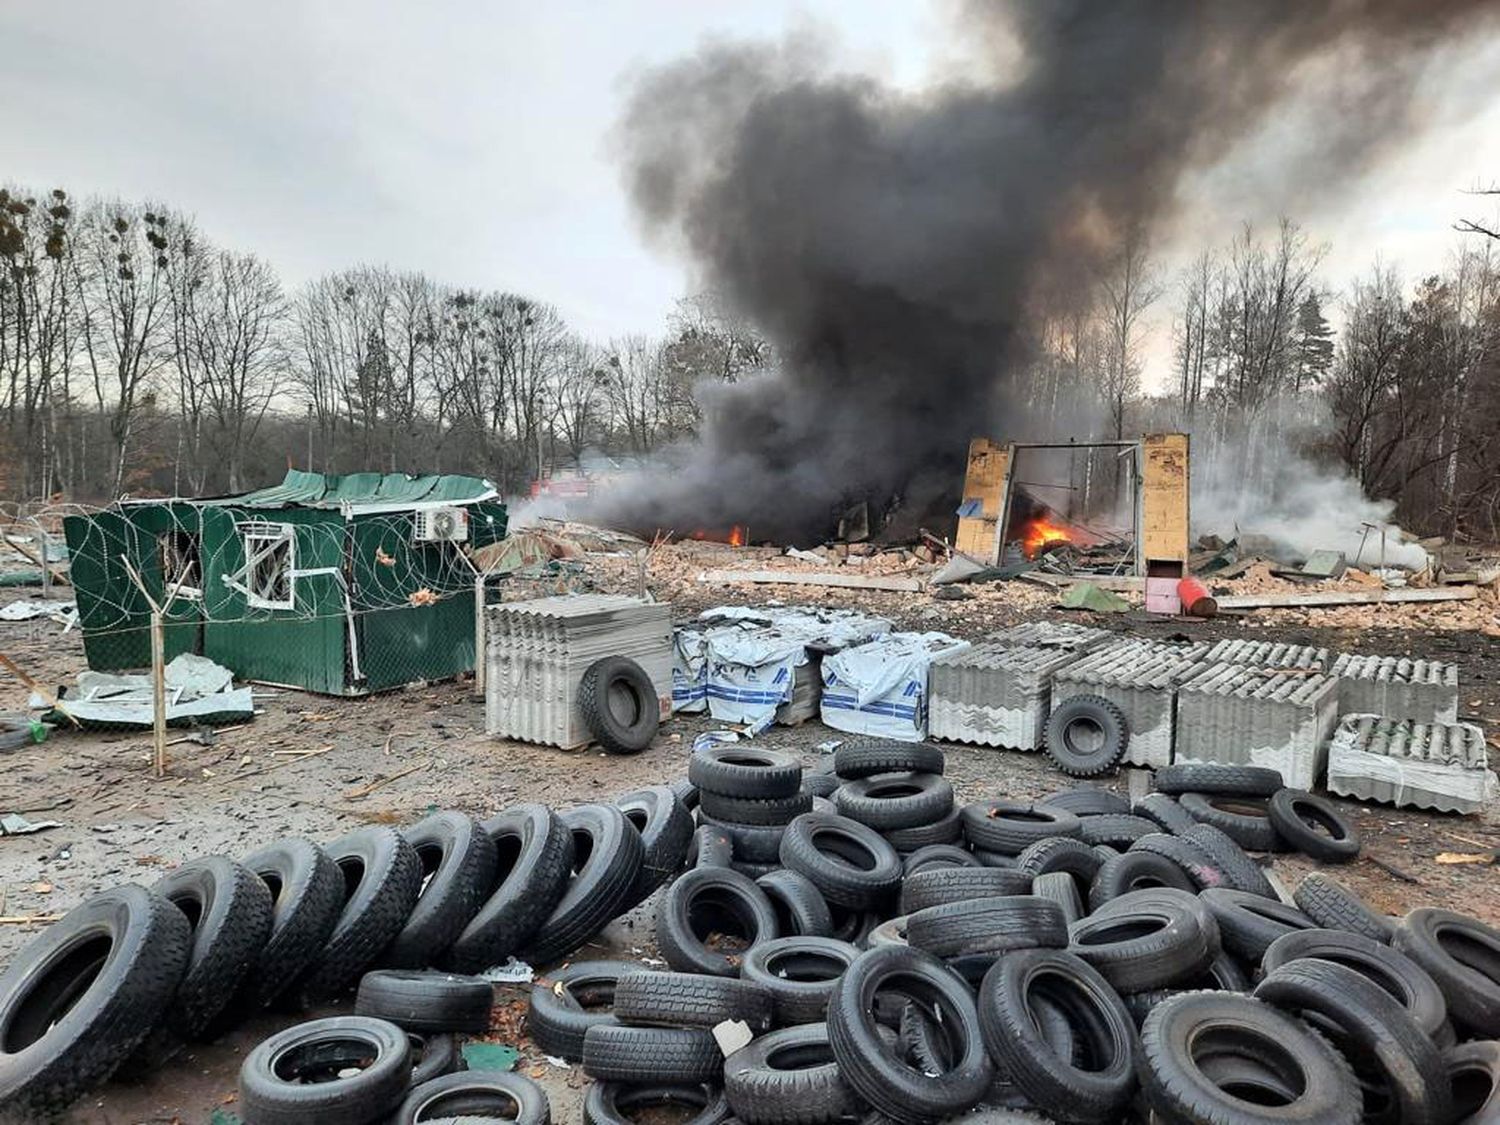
[1044,695,1129,777]
[757,869,834,938]
[724,1021,862,1124]
[699,813,788,864]
[393,1070,551,1124]
[581,1023,722,1083]
[701,789,813,827]
[1181,824,1277,899]
[740,936,860,1026]
[1128,832,1227,891]
[691,824,734,869]
[290,827,423,1005]
[670,777,700,811]
[355,969,493,1034]
[0,885,191,1121]
[972,849,1019,868]
[691,745,802,799]
[1267,789,1360,863]
[238,1015,413,1125]
[1393,908,1500,1037]
[1445,1040,1500,1124]
[657,866,779,976]
[226,838,344,1021]
[802,770,842,797]
[834,741,945,780]
[779,813,902,911]
[836,772,954,831]
[865,915,910,950]
[1118,952,1251,1025]
[961,801,1081,856]
[1177,793,1280,852]
[383,812,498,970]
[617,786,696,905]
[906,895,1069,958]
[731,859,780,880]
[1091,886,1223,954]
[1015,836,1103,890]
[446,804,574,974]
[1040,786,1131,817]
[1137,991,1359,1125]
[1074,813,1158,849]
[408,1032,461,1087]
[1088,850,1197,910]
[826,945,993,1122]
[1030,872,1084,925]
[882,806,964,852]
[1200,888,1317,962]
[584,1082,730,1125]
[898,867,1033,915]
[1261,928,1447,1041]
[1132,793,1198,836]
[520,804,644,967]
[1293,873,1394,943]
[150,856,274,1042]
[1153,763,1284,798]
[902,845,982,877]
[579,655,659,755]
[1067,896,1216,993]
[614,971,773,1031]
[526,960,637,1061]
[977,948,1139,1123]
[1255,957,1452,1125]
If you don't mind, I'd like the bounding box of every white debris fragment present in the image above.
[478,957,535,983]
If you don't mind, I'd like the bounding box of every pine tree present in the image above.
[1293,292,1334,393]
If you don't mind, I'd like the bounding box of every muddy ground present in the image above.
[0,547,1497,1124]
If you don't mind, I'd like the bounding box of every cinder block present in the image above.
[485,595,672,748]
[1202,639,1332,672]
[929,642,1090,750]
[1327,714,1497,815]
[1050,641,1209,768]
[1174,663,1340,790]
[1329,654,1459,724]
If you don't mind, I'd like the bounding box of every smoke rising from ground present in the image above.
[603,1,1495,542]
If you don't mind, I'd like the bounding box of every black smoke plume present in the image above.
[603,1,1495,543]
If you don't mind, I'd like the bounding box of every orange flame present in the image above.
[684,525,749,546]
[728,524,748,547]
[1020,517,1072,559]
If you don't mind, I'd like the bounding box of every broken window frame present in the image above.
[240,522,298,611]
[157,530,203,602]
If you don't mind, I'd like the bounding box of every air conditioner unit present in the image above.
[414,506,469,542]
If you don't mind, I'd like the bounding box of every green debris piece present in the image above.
[208,1108,243,1125]
[0,571,44,587]
[462,1041,519,1071]
[1058,582,1129,614]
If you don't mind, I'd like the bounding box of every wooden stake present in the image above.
[473,573,486,700]
[149,608,167,778]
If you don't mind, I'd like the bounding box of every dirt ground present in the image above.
[0,541,1497,1124]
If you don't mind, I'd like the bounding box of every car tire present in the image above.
[898,867,1033,915]
[617,786,695,905]
[1177,793,1280,852]
[724,1022,862,1124]
[383,812,498,970]
[520,804,644,967]
[1292,873,1394,943]
[1030,872,1084,925]
[698,814,787,865]
[1043,695,1129,777]
[355,969,494,1034]
[1132,793,1197,835]
[690,824,734,869]
[0,885,191,1120]
[526,961,637,1061]
[1153,763,1284,797]
[408,1031,462,1087]
[833,741,945,780]
[290,827,423,1006]
[756,869,834,938]
[1067,896,1216,993]
[901,844,982,877]
[690,746,802,799]
[1014,836,1103,890]
[1393,908,1500,1036]
[446,804,574,974]
[584,1082,730,1125]
[238,1015,413,1125]
[881,806,964,852]
[392,1070,551,1124]
[614,971,773,1031]
[778,813,902,911]
[960,801,1081,855]
[1181,824,1276,898]
[657,867,779,976]
[579,655,659,755]
[739,936,860,1026]
[906,896,1069,958]
[835,772,954,831]
[1445,1040,1500,1124]
[1088,850,1197,910]
[700,790,813,827]
[1200,888,1317,961]
[1267,789,1360,863]
[1040,786,1131,817]
[1074,814,1158,849]
[582,1023,722,1083]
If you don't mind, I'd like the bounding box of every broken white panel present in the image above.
[1174,663,1340,790]
[1050,640,1209,768]
[1329,654,1459,724]
[705,628,808,726]
[821,632,970,742]
[671,627,711,713]
[929,642,1090,751]
[1327,713,1496,815]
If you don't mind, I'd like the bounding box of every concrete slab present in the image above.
[1174,663,1340,790]
[929,642,1089,750]
[1050,640,1209,768]
[1330,653,1459,724]
[1327,713,1498,814]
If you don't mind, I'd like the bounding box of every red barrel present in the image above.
[1178,577,1217,617]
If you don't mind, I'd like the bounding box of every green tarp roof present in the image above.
[193,469,498,511]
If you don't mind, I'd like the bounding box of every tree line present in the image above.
[3,180,1497,540]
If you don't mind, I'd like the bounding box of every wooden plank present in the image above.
[697,569,924,593]
[1139,433,1190,571]
[954,438,1010,564]
[1215,587,1477,610]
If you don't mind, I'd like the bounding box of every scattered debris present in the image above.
[0,600,77,626]
[478,958,535,983]
[697,569,925,592]
[0,813,60,836]
[45,654,253,731]
[1058,583,1129,613]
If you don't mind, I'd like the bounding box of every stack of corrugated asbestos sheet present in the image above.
[1327,714,1497,814]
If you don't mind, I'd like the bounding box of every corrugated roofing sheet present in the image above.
[200,470,497,510]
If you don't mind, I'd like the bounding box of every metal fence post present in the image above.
[473,572,486,700]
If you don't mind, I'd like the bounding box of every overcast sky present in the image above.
[5,1,1499,389]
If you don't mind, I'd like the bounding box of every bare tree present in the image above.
[1096,227,1162,440]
